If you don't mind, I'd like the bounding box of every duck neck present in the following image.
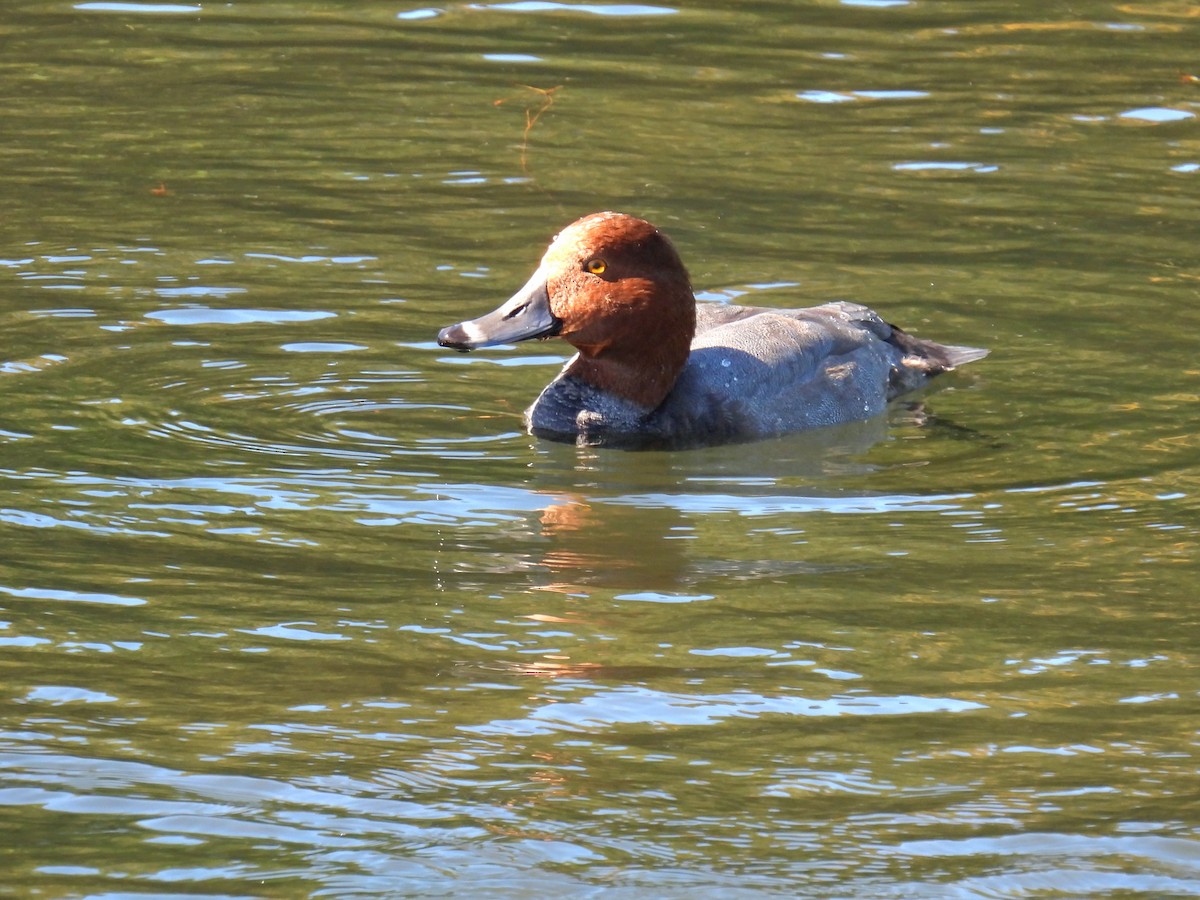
[563,297,696,412]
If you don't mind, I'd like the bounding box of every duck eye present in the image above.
[584,258,607,275]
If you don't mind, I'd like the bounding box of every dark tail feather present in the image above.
[940,344,989,368]
[889,325,989,373]
[886,327,988,398]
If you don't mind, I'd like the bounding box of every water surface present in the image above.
[3,0,1200,896]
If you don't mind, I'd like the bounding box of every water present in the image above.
[3,1,1200,896]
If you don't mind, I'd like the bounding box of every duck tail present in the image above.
[886,328,988,398]
[889,325,988,373]
[940,344,989,369]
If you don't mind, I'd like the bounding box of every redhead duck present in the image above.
[438,212,987,448]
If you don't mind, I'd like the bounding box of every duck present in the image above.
[437,211,987,448]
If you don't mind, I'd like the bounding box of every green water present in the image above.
[2,1,1199,896]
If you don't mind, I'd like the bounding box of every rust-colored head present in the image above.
[438,212,697,409]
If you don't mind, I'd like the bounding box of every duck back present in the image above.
[527,301,987,448]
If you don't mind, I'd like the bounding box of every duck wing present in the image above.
[653,301,986,440]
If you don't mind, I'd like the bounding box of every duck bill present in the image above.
[437,270,562,352]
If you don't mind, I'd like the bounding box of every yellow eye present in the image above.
[584,258,607,275]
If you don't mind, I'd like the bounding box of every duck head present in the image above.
[438,211,697,409]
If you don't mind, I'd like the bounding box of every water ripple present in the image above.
[465,685,985,736]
